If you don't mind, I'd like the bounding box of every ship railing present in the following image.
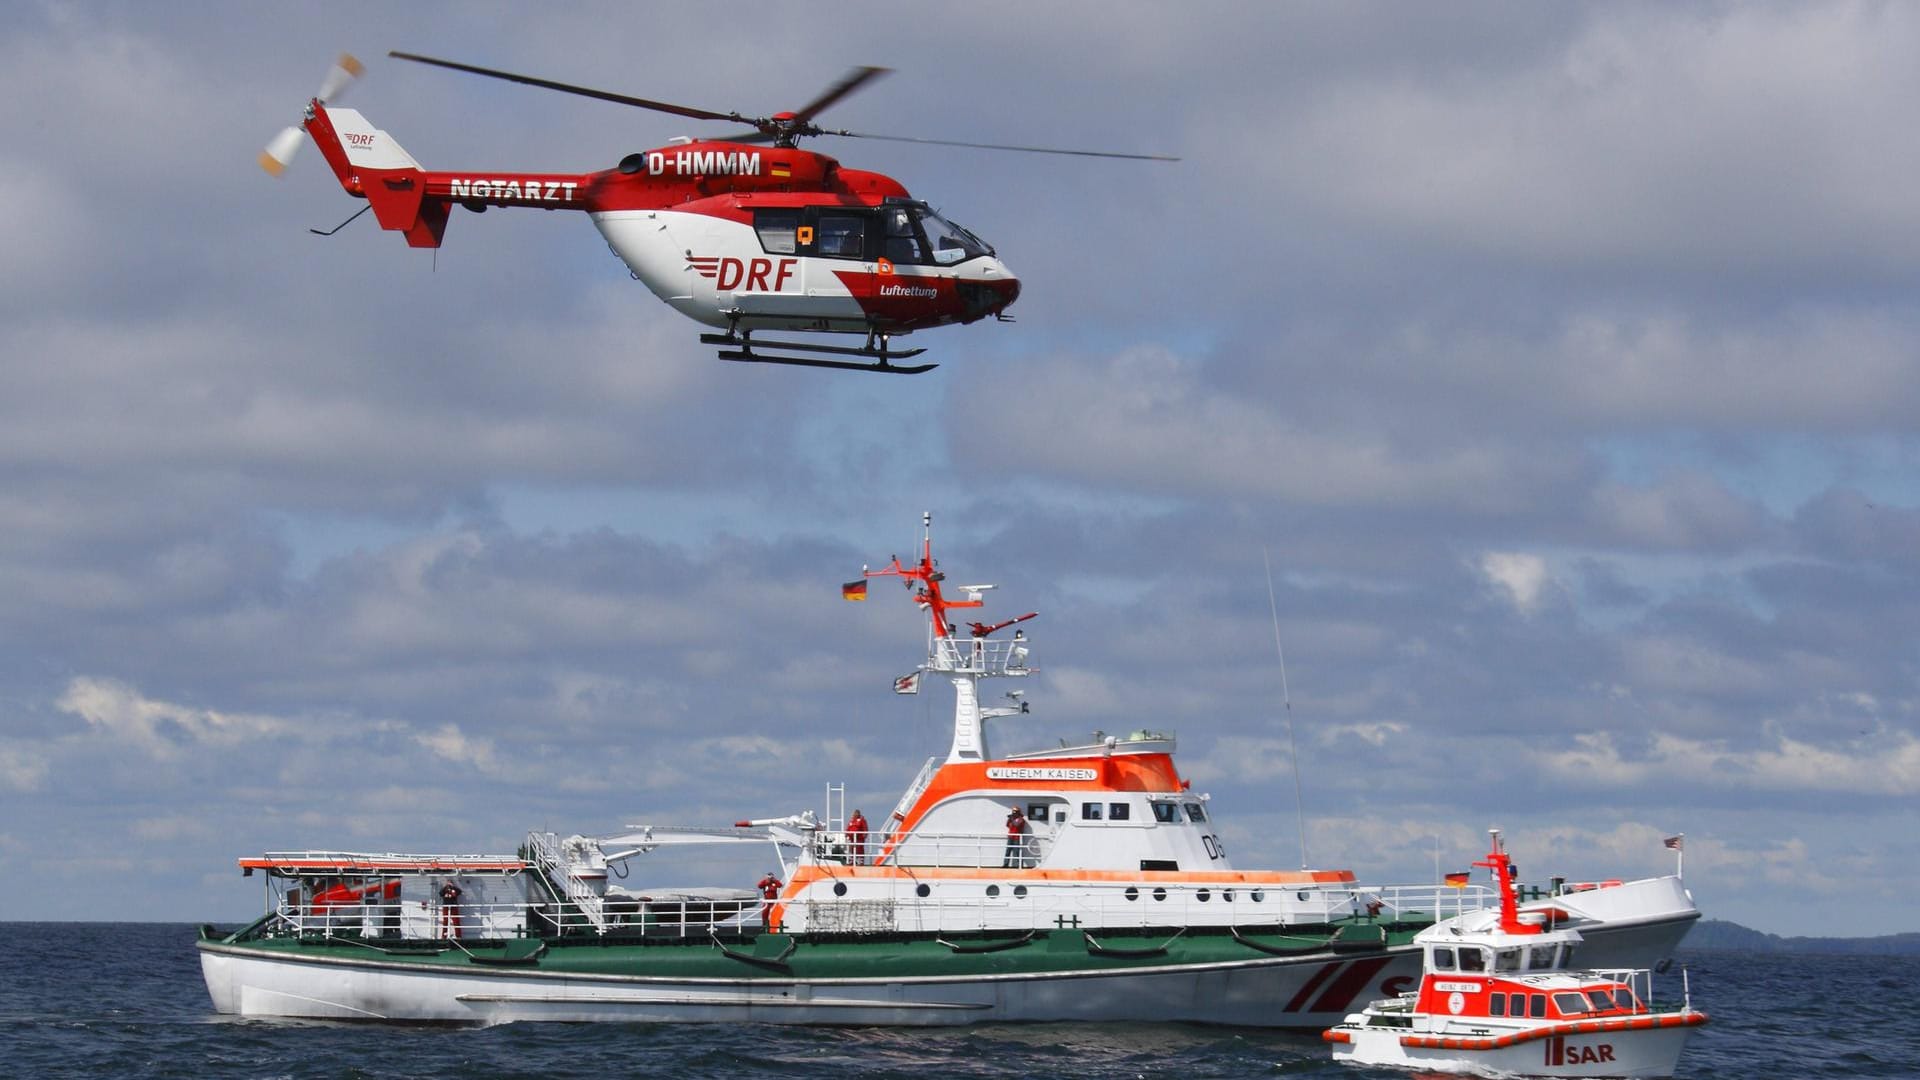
[930,635,1031,675]
[866,829,1050,870]
[266,895,767,941]
[1352,882,1499,921]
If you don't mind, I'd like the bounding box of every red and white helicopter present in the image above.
[264,53,1174,374]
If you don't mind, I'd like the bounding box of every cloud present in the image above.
[1479,551,1551,614]
[56,677,289,759]
[1533,727,1920,798]
[414,722,500,774]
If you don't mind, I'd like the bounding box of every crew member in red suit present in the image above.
[848,809,869,865]
[438,880,463,939]
[1003,806,1028,869]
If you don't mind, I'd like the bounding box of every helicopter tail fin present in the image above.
[305,102,448,248]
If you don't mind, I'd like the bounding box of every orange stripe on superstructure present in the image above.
[889,753,1185,843]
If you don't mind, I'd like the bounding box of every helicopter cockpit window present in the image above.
[915,206,992,265]
[754,209,803,255]
[884,207,926,265]
[814,212,868,258]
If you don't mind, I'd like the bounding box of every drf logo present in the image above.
[688,256,797,292]
[343,132,376,148]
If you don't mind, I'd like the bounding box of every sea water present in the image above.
[1,924,1912,1079]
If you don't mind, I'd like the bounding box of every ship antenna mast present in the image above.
[1264,547,1310,870]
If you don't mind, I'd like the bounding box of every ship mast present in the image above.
[863,513,1035,762]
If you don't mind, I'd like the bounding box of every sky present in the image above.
[1,1,1916,936]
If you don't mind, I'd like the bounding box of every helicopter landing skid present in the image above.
[701,333,937,375]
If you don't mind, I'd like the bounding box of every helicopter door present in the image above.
[802,209,878,322]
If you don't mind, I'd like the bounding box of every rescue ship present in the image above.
[198,517,1700,1025]
[1324,831,1706,1076]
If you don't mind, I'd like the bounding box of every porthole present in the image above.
[916,883,930,898]
[1013,885,1028,898]
[1298,890,1310,901]
[1124,886,1139,902]
[1152,887,1167,902]
[986,884,1001,898]
[1222,888,1235,902]
[1197,888,1211,903]
[1251,889,1265,902]
[832,882,848,897]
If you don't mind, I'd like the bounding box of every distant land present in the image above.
[1682,919,1920,956]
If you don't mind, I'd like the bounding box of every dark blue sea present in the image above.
[1,924,1912,1078]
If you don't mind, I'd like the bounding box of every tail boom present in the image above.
[303,103,594,249]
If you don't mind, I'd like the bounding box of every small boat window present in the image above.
[1458,948,1486,972]
[1152,887,1167,901]
[1586,988,1618,1012]
[1250,889,1265,902]
[1124,886,1139,901]
[1196,888,1211,903]
[1183,803,1208,823]
[916,883,931,898]
[1552,991,1592,1016]
[1013,885,1027,898]
[1489,991,1507,1017]
[1081,802,1103,821]
[1108,802,1131,821]
[1431,947,1455,970]
[1221,888,1235,902]
[1152,802,1179,823]
[1529,993,1548,1018]
[1495,948,1522,972]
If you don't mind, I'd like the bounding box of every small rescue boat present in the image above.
[1324,829,1706,1077]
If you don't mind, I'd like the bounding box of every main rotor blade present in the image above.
[832,130,1180,162]
[789,66,890,125]
[388,50,747,125]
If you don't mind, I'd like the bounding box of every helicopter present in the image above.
[262,53,1175,374]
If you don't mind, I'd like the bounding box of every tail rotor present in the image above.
[259,53,363,176]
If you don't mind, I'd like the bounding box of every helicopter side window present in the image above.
[753,209,802,255]
[814,212,868,259]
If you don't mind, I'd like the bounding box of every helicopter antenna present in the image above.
[1263,547,1310,870]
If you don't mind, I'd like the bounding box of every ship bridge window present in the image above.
[1529,944,1559,970]
[1151,802,1179,823]
[1183,803,1207,823]
[1081,802,1103,821]
[1552,992,1592,1017]
[1495,948,1522,972]
[1431,947,1455,970]
[1458,948,1487,972]
[753,208,802,254]
[1108,802,1131,821]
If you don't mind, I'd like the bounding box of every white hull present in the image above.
[198,911,1692,1027]
[1334,1022,1696,1077]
